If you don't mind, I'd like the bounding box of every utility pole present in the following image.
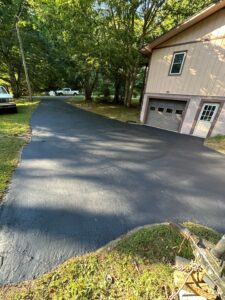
[16,20,33,101]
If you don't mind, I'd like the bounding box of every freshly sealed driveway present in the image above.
[0,97,225,284]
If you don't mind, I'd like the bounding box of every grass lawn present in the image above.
[0,100,39,201]
[0,223,221,300]
[67,99,141,123]
[205,135,225,154]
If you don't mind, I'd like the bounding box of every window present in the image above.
[0,86,7,94]
[176,110,183,115]
[158,107,164,112]
[169,51,186,75]
[166,108,173,113]
[150,106,155,111]
[200,105,217,121]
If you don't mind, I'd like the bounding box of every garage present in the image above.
[146,99,187,132]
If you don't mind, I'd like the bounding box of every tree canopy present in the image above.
[0,0,216,105]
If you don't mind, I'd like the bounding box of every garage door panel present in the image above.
[146,99,186,132]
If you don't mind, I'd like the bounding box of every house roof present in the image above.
[141,0,225,55]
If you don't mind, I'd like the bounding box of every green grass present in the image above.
[0,100,39,201]
[0,223,221,300]
[0,100,39,136]
[67,99,141,123]
[0,137,25,199]
[205,135,225,154]
[69,94,85,101]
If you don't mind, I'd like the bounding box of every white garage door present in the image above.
[146,100,187,132]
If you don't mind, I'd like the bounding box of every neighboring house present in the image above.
[140,0,225,138]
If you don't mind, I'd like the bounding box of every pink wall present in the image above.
[180,97,201,134]
[211,102,225,136]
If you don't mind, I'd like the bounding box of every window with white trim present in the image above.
[200,105,217,121]
[169,51,186,75]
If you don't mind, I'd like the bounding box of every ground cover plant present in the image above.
[205,135,225,154]
[0,222,221,300]
[67,99,140,124]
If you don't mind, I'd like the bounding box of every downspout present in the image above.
[140,53,152,106]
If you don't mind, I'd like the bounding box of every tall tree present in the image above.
[0,0,28,97]
[98,0,167,107]
[0,0,216,100]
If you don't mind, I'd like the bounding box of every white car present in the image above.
[49,90,56,96]
[49,88,79,96]
[0,86,17,113]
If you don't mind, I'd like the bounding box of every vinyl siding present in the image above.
[211,103,225,136]
[159,9,225,47]
[145,10,225,97]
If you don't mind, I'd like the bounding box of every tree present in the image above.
[97,1,166,107]
[159,0,214,31]
[0,0,216,101]
[59,0,103,101]
[98,0,216,107]
[0,0,28,97]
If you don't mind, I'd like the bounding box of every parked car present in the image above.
[0,86,17,113]
[49,90,56,96]
[51,88,79,96]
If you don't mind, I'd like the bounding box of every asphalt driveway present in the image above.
[0,96,225,284]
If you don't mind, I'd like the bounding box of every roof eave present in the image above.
[141,0,225,55]
[140,46,152,56]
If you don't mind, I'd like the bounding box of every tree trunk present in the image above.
[113,73,122,104]
[124,71,135,108]
[84,72,99,102]
[123,54,141,107]
[113,79,120,104]
[16,22,32,101]
[84,82,93,101]
[103,80,110,102]
[124,74,130,107]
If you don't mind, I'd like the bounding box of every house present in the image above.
[140,0,225,138]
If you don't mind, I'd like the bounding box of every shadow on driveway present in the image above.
[0,97,225,284]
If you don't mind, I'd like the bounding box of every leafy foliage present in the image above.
[0,0,216,102]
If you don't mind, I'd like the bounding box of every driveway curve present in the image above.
[0,96,225,284]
